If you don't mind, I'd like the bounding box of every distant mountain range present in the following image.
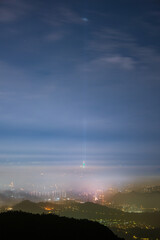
[0,190,41,206]
[4,199,160,228]
[2,200,160,240]
[12,199,122,217]
[12,200,46,214]
[1,190,160,209]
[111,191,160,208]
[0,211,124,239]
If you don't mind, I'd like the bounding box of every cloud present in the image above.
[86,25,160,74]
[0,0,31,22]
[94,55,135,70]
[0,8,17,22]
[0,138,159,167]
[89,27,135,53]
[43,5,86,26]
[80,54,136,72]
[42,5,87,42]
[58,6,82,24]
[45,31,65,41]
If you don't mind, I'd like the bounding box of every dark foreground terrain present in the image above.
[0,211,124,240]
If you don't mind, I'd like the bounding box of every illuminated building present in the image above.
[80,161,86,169]
[82,161,85,169]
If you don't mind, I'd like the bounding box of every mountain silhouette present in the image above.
[0,211,124,239]
[12,200,46,214]
[9,200,160,227]
[111,191,160,208]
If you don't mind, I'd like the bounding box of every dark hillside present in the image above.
[0,211,124,240]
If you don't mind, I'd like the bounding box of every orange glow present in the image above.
[44,207,53,211]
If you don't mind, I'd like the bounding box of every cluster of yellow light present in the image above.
[44,207,53,211]
[133,236,138,239]
[6,207,13,211]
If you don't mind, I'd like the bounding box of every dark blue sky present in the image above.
[0,0,160,185]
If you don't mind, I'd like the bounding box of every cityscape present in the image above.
[1,172,160,239]
[0,0,160,239]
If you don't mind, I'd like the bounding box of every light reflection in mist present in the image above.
[0,164,160,192]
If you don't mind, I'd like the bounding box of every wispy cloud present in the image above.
[86,55,136,70]
[44,31,65,41]
[0,0,31,22]
[43,5,87,26]
[85,25,160,73]
[89,27,135,53]
[42,5,88,43]
[103,56,135,69]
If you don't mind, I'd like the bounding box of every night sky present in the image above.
[0,0,160,190]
